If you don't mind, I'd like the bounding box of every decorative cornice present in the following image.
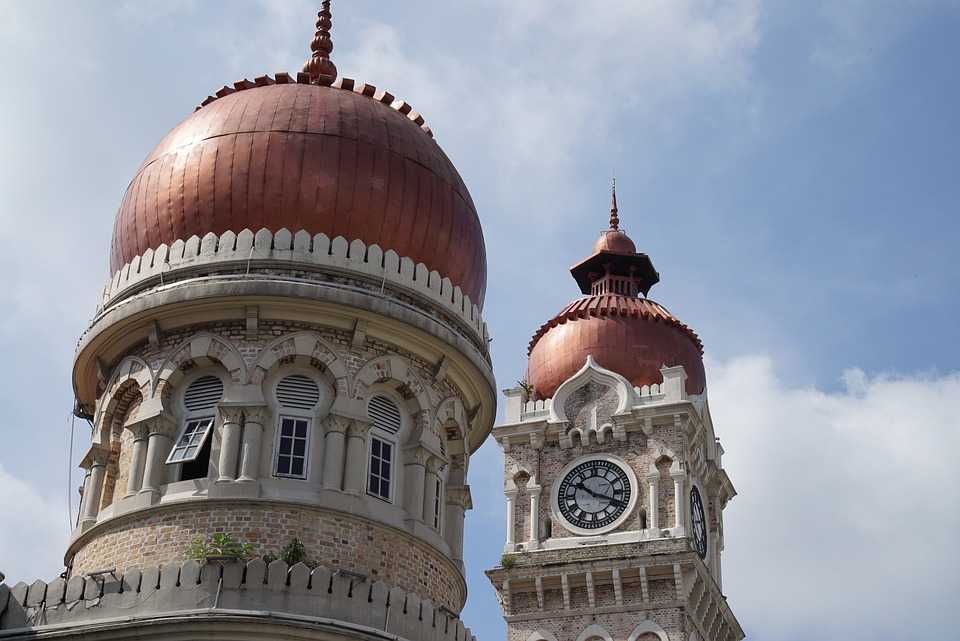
[97,228,487,346]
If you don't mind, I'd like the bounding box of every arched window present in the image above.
[167,374,224,481]
[367,394,401,502]
[272,374,321,480]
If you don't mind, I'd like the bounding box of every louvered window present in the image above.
[368,395,401,435]
[276,375,321,410]
[183,375,224,412]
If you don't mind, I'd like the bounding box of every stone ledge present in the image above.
[0,559,475,641]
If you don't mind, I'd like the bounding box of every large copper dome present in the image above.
[109,81,487,306]
[527,295,705,399]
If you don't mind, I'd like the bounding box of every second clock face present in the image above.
[557,458,633,530]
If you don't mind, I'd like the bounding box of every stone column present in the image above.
[505,490,519,547]
[444,485,472,564]
[140,417,175,494]
[671,470,687,531]
[237,407,266,483]
[343,420,372,493]
[528,484,542,545]
[216,406,244,482]
[321,416,348,490]
[79,444,109,528]
[125,424,149,497]
[423,457,443,529]
[77,469,92,526]
[403,447,429,521]
[647,473,660,530]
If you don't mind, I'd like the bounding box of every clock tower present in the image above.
[486,186,743,641]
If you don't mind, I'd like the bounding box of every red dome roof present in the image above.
[593,229,636,254]
[527,294,704,399]
[109,81,487,306]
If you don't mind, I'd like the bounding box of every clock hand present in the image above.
[573,482,627,508]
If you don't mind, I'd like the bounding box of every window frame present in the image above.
[365,392,405,504]
[165,416,216,465]
[367,433,395,502]
[272,415,312,480]
[268,370,326,482]
[166,371,226,472]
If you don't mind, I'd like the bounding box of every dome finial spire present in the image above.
[302,1,338,86]
[609,176,620,230]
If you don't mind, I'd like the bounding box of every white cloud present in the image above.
[0,464,70,585]
[708,355,960,639]
[115,0,198,26]
[338,0,762,218]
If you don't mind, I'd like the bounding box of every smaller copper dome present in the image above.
[594,229,636,254]
[527,295,704,399]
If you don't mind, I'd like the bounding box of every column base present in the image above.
[209,481,260,499]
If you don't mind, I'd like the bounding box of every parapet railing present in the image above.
[0,559,475,641]
[518,383,667,421]
[99,228,488,344]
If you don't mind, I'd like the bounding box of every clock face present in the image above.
[557,459,633,531]
[690,485,708,559]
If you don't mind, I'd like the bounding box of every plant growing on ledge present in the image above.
[264,538,313,567]
[500,553,517,569]
[517,379,534,400]
[187,533,254,563]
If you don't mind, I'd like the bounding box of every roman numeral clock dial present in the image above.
[554,457,636,534]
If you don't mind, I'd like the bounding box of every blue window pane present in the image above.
[293,439,306,456]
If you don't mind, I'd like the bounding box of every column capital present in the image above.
[143,414,177,437]
[425,455,445,475]
[347,418,372,438]
[217,404,245,424]
[445,485,473,510]
[125,411,176,438]
[324,414,351,434]
[79,443,110,469]
[404,445,431,466]
[242,405,269,426]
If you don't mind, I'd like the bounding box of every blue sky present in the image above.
[1,2,958,640]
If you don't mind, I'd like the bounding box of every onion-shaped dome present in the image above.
[527,294,704,399]
[526,184,704,398]
[108,7,486,306]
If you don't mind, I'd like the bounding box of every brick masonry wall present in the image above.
[71,502,466,612]
[507,607,686,641]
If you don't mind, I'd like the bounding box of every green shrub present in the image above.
[187,533,254,561]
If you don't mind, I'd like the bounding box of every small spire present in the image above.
[609,177,620,230]
[302,2,338,86]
